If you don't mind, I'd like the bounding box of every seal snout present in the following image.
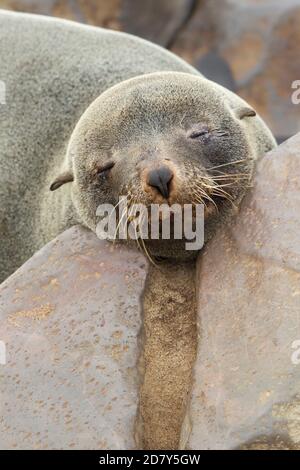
[146,166,174,199]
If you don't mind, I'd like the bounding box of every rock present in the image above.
[239,5,300,141]
[0,226,148,449]
[120,0,194,47]
[0,0,121,28]
[183,133,300,450]
[171,0,300,141]
[196,51,237,92]
[139,262,197,450]
[77,0,121,29]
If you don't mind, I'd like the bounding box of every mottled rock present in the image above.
[184,133,300,450]
[77,0,121,29]
[0,226,148,449]
[171,0,300,141]
[0,0,121,28]
[239,5,300,140]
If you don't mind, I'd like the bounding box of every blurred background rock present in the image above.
[1,0,300,142]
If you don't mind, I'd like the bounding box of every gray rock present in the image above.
[184,133,300,450]
[121,0,195,46]
[0,225,148,449]
[196,51,237,91]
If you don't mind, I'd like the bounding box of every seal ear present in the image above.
[50,171,74,191]
[235,106,256,120]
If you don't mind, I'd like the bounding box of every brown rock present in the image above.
[171,0,300,140]
[170,0,215,65]
[183,133,300,450]
[0,0,121,27]
[138,261,197,450]
[239,6,300,140]
[77,0,121,29]
[0,226,148,449]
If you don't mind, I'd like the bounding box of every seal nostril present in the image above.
[147,166,173,199]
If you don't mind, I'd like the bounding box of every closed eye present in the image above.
[189,129,209,138]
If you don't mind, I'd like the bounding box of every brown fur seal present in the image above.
[0,11,276,281]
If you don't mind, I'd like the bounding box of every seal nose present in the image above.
[147,166,174,198]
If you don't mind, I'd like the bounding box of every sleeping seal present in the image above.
[0,10,276,281]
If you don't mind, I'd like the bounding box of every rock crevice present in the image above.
[136,261,197,450]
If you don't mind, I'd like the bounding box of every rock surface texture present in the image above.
[0,226,148,449]
[184,132,300,450]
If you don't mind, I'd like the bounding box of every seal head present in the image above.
[51,72,276,260]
